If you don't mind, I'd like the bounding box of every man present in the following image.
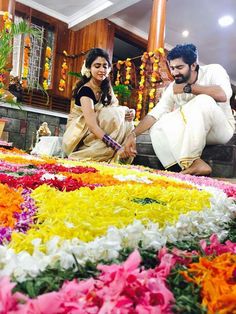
[122,43,235,176]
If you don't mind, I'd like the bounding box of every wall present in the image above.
[14,4,117,111]
[68,19,115,92]
[0,103,67,151]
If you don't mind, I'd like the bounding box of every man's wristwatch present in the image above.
[183,83,192,93]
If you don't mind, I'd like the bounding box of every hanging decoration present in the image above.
[42,46,52,90]
[58,51,68,92]
[113,48,167,121]
[21,36,30,88]
[147,50,163,112]
[124,58,132,85]
[114,60,124,86]
[135,52,148,120]
[114,59,134,106]
[0,70,6,93]
[0,12,12,93]
[2,11,12,32]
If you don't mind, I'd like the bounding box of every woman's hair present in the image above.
[167,43,198,66]
[72,48,112,106]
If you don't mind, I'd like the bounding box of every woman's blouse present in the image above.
[75,86,97,106]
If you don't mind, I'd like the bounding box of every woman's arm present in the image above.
[81,96,122,152]
[80,96,105,139]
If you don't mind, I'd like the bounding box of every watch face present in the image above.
[183,83,192,93]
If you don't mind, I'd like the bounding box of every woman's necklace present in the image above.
[88,80,101,98]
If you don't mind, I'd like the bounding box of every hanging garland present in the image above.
[114,59,134,106]
[0,12,12,92]
[147,50,163,112]
[58,52,68,92]
[42,46,52,90]
[21,36,30,88]
[2,11,12,32]
[114,60,124,87]
[124,58,132,85]
[135,52,148,120]
[0,70,5,92]
[136,48,164,119]
[114,48,167,121]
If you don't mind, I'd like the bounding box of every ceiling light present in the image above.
[182,30,189,37]
[218,15,234,27]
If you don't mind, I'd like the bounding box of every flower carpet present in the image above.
[0,147,235,313]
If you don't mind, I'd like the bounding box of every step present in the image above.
[133,133,236,178]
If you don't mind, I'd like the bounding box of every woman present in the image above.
[62,48,134,162]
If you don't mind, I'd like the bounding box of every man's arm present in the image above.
[191,84,227,102]
[173,83,227,102]
[133,115,157,136]
[174,64,232,103]
[121,115,157,157]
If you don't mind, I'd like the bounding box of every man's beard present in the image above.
[174,68,191,84]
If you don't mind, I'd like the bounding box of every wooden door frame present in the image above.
[112,22,147,51]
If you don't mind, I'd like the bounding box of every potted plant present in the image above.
[0,12,39,103]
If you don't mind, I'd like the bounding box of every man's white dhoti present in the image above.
[150,95,234,169]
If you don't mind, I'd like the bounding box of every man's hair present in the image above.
[167,44,198,65]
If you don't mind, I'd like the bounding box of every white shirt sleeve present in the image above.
[148,83,175,120]
[208,64,232,100]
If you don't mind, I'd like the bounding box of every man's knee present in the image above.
[194,94,216,106]
[186,94,217,113]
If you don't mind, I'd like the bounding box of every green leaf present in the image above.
[68,71,82,79]
[132,197,166,206]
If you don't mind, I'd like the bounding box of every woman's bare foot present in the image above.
[181,158,212,176]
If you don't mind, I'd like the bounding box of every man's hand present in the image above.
[125,109,135,122]
[173,83,185,94]
[122,133,137,157]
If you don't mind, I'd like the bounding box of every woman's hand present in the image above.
[125,109,135,122]
[117,147,130,159]
[122,133,137,157]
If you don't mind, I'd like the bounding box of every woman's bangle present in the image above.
[102,134,122,152]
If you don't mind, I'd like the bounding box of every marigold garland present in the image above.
[135,48,164,120]
[42,46,52,90]
[114,50,165,120]
[22,35,30,88]
[114,60,124,86]
[2,12,12,32]
[124,57,132,85]
[136,52,148,120]
[58,53,68,92]
[0,12,12,91]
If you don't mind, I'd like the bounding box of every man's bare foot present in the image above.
[181,158,212,176]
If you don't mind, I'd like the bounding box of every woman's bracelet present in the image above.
[102,134,122,152]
